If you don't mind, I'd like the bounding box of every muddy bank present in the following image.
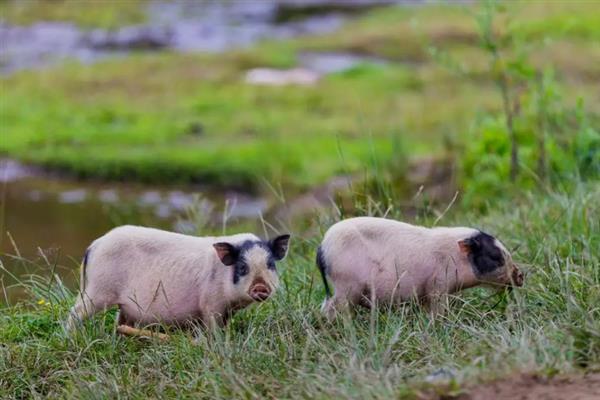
[274,0,406,22]
[455,373,600,400]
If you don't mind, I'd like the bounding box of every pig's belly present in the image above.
[372,268,427,303]
[118,285,202,325]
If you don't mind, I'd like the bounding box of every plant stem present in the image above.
[498,71,518,182]
[536,71,547,182]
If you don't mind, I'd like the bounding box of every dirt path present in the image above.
[456,373,600,400]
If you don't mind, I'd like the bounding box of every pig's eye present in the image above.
[237,262,249,276]
[267,260,276,270]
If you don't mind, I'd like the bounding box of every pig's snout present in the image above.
[511,266,524,287]
[249,280,272,302]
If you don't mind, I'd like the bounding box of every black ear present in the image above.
[458,238,474,255]
[269,234,290,261]
[213,243,239,266]
[458,234,493,254]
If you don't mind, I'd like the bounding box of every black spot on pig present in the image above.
[232,241,259,284]
[233,258,250,284]
[269,234,290,261]
[463,231,505,276]
[316,246,332,297]
[81,247,92,291]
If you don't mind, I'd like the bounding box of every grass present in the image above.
[1,2,599,396]
[0,0,147,29]
[1,1,599,190]
[0,57,421,189]
[0,181,598,398]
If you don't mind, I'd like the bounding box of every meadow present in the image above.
[1,1,599,398]
[1,182,598,398]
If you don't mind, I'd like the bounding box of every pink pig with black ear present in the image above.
[316,217,523,318]
[457,233,523,288]
[64,225,290,339]
[212,234,290,303]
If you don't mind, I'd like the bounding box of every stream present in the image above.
[0,0,407,74]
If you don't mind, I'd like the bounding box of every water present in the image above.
[298,51,389,74]
[0,0,416,74]
[0,0,367,74]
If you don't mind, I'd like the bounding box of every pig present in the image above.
[64,225,290,336]
[316,217,523,317]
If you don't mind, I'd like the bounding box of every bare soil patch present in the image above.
[456,373,600,400]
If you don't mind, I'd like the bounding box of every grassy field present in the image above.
[1,181,598,398]
[1,1,599,190]
[1,1,599,398]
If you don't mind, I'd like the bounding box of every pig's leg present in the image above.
[114,307,130,331]
[321,296,347,320]
[64,295,94,332]
[422,280,450,316]
[205,313,224,330]
[64,290,114,333]
[321,284,361,320]
[191,310,226,344]
[421,294,446,316]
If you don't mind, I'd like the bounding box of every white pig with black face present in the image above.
[64,225,290,336]
[316,217,523,317]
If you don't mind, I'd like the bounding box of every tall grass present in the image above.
[1,182,598,398]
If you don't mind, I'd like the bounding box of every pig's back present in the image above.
[321,217,436,300]
[88,226,212,279]
[322,217,430,260]
[91,225,258,265]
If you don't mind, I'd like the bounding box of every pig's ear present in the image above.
[269,234,290,260]
[458,237,478,254]
[213,243,238,266]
